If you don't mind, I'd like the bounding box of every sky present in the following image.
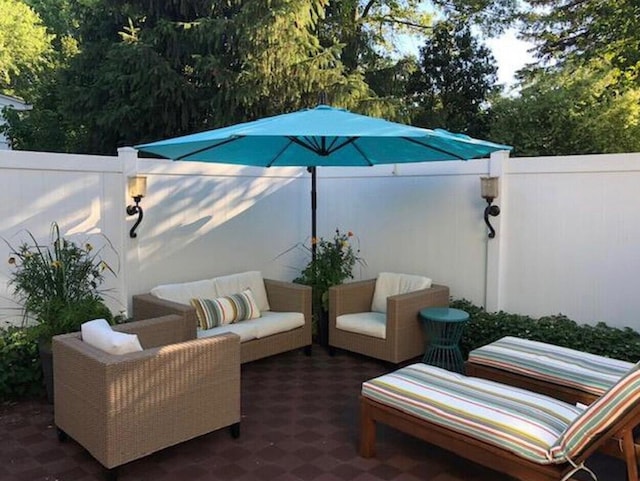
[485,29,536,87]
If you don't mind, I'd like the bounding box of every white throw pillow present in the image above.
[371,272,432,313]
[81,319,143,355]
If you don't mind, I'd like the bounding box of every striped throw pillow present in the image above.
[191,289,261,329]
[549,362,640,462]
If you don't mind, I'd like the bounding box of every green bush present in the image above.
[0,325,43,401]
[452,299,640,362]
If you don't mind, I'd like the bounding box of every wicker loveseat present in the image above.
[53,314,241,481]
[132,271,312,363]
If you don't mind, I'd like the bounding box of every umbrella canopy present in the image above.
[136,104,510,166]
[135,104,512,243]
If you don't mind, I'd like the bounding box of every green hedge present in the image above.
[452,299,640,362]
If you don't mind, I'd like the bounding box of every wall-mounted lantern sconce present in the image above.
[126,176,147,238]
[480,176,500,239]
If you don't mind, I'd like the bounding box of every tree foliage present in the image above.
[0,0,52,95]
[8,0,640,157]
[485,0,640,156]
[407,21,497,138]
[522,0,640,72]
[490,60,640,156]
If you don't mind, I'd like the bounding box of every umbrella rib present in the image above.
[286,136,360,157]
[266,138,296,167]
[351,142,374,166]
[402,137,467,160]
[175,136,242,160]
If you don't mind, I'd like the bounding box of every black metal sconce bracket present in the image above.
[484,200,500,239]
[126,195,144,238]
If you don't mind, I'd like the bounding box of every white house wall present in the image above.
[1,148,639,331]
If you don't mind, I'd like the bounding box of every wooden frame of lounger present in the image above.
[360,395,640,481]
[465,361,640,460]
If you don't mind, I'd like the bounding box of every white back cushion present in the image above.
[81,319,143,355]
[151,279,217,306]
[213,271,270,311]
[371,272,432,313]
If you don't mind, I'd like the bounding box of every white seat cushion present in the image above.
[81,319,143,355]
[151,279,217,306]
[197,311,304,342]
[253,311,305,338]
[371,272,432,313]
[198,321,258,342]
[336,312,387,339]
[213,271,271,312]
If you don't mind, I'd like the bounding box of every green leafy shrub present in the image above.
[0,325,43,400]
[293,229,365,327]
[6,222,116,342]
[453,299,640,362]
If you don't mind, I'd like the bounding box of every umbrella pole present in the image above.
[309,166,317,260]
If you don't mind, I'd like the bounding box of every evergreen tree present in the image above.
[407,21,497,137]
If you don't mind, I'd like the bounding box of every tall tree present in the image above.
[7,0,378,154]
[407,21,498,137]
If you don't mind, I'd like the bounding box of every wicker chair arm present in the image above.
[114,314,195,348]
[386,284,450,336]
[264,278,311,318]
[329,279,376,322]
[132,293,198,328]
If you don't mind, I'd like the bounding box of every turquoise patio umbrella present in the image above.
[135,104,512,244]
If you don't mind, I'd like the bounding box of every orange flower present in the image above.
[311,237,318,245]
[347,231,354,237]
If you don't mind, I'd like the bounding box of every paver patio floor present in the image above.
[0,345,627,481]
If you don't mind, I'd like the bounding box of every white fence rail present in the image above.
[1,148,639,330]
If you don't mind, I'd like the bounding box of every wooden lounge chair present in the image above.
[465,336,640,459]
[360,363,640,481]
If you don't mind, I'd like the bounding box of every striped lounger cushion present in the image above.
[551,362,640,461]
[361,363,582,464]
[467,336,634,397]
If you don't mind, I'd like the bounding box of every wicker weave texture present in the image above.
[53,315,241,470]
[329,281,450,364]
[132,278,312,363]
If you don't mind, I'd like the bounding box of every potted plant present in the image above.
[294,229,365,346]
[6,222,117,402]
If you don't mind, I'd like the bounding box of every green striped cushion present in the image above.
[362,363,581,463]
[468,336,633,396]
[550,362,640,461]
[191,288,261,329]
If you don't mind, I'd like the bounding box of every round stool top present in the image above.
[420,307,469,323]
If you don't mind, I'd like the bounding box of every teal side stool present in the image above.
[419,307,469,373]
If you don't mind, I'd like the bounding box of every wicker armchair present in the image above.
[328,278,449,364]
[53,314,241,481]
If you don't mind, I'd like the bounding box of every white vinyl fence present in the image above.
[1,147,639,331]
